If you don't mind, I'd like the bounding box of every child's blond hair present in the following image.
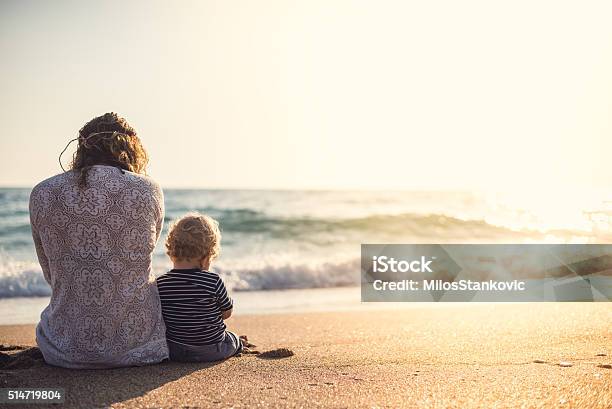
[165,213,221,261]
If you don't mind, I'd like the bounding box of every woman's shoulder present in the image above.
[86,165,164,198]
[31,168,163,204]
[122,170,163,194]
[31,171,74,195]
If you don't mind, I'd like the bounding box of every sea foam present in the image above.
[0,254,360,298]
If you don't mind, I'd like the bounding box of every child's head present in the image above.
[165,212,221,267]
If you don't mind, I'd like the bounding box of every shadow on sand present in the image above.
[0,345,220,408]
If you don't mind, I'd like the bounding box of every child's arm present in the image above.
[215,276,234,320]
[221,308,233,320]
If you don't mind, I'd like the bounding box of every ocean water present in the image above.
[1,187,610,301]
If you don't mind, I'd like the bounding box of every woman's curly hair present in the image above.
[165,213,222,262]
[70,112,148,187]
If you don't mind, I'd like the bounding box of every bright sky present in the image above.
[1,0,611,190]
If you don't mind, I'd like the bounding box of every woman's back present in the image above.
[30,165,169,368]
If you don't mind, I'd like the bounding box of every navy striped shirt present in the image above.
[156,268,233,346]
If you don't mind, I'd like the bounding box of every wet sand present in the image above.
[0,303,610,408]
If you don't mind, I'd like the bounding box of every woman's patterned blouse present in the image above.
[29,165,169,368]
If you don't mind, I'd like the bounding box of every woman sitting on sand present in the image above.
[29,113,169,368]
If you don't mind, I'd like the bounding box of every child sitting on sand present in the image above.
[156,212,242,362]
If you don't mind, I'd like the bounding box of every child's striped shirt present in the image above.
[156,268,233,346]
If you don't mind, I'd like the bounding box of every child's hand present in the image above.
[221,308,233,320]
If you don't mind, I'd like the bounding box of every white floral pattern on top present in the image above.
[62,186,110,216]
[30,165,168,368]
[69,223,112,260]
[105,213,127,230]
[121,190,155,220]
[75,269,114,306]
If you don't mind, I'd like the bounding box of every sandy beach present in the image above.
[0,303,610,408]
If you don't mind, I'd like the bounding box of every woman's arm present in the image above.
[31,228,52,283]
[152,181,165,244]
[29,188,52,283]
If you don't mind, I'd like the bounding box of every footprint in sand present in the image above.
[238,335,295,358]
[0,345,29,352]
[257,348,295,359]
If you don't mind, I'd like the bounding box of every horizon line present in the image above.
[0,184,475,193]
